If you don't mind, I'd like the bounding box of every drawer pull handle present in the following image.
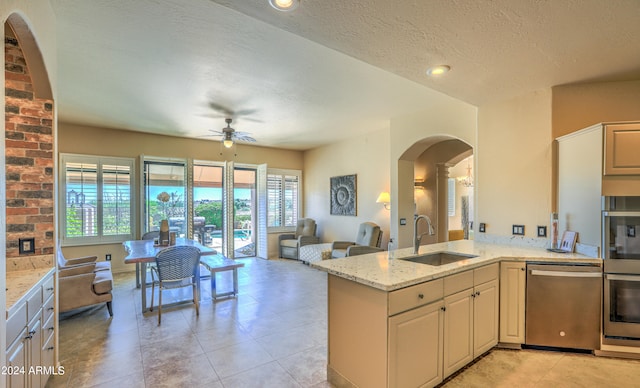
[29,330,36,335]
[47,307,54,311]
[48,326,55,331]
[418,293,424,299]
[475,291,480,296]
[46,287,54,291]
[441,306,446,312]
[47,346,54,351]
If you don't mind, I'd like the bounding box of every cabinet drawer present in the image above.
[444,270,473,296]
[42,311,55,346]
[42,294,55,322]
[474,263,499,285]
[42,274,55,300]
[27,288,42,322]
[389,278,444,316]
[42,333,55,371]
[6,303,27,345]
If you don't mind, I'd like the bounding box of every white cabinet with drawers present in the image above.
[327,262,499,388]
[5,271,56,388]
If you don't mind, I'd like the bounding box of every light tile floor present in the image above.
[47,258,640,388]
[47,258,331,388]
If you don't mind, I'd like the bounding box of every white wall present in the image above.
[476,89,552,243]
[304,128,391,247]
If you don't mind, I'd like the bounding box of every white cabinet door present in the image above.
[389,301,444,388]
[499,261,526,344]
[28,317,42,388]
[443,289,473,378]
[6,328,27,388]
[473,279,499,356]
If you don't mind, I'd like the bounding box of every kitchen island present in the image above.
[311,240,601,388]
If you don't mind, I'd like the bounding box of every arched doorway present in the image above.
[396,136,473,248]
[4,14,55,258]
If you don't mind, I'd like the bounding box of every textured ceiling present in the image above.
[51,0,640,150]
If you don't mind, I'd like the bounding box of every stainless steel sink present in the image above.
[402,252,478,266]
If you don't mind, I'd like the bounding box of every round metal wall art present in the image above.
[330,174,356,216]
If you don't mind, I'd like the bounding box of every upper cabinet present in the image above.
[604,123,640,175]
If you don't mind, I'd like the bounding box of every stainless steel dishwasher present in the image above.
[525,263,602,350]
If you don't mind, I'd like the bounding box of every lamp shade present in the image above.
[376,192,390,204]
[223,138,234,148]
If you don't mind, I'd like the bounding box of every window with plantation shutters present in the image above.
[267,170,301,230]
[61,154,135,244]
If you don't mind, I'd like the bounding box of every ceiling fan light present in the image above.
[269,0,299,11]
[223,138,234,148]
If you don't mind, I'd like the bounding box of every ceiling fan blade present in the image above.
[234,135,257,143]
[206,101,233,116]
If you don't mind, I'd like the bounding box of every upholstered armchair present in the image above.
[331,222,383,258]
[279,218,320,260]
[57,244,111,272]
[58,262,113,316]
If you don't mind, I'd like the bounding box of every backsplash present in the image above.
[5,33,54,258]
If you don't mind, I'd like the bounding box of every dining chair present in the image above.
[150,245,201,325]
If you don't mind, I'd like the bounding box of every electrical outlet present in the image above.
[537,226,547,237]
[479,223,486,233]
[628,226,636,238]
[106,254,112,261]
[512,225,525,235]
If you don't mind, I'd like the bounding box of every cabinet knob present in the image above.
[48,326,55,331]
[47,346,54,351]
[47,307,54,311]
[25,334,33,340]
[475,291,481,296]
[418,293,424,299]
[521,267,525,271]
[46,287,54,291]
[29,329,36,335]
[441,306,446,311]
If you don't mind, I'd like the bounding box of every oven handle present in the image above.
[606,274,640,282]
[530,270,602,278]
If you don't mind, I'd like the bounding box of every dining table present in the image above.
[123,238,217,312]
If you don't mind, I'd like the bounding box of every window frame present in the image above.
[59,153,136,246]
[267,168,302,233]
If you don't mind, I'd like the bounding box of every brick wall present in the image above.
[5,35,54,257]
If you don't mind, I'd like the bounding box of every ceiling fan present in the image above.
[206,118,256,148]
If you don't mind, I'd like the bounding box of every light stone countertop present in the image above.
[6,267,55,318]
[311,240,602,291]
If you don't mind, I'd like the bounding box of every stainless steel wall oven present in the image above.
[602,196,640,344]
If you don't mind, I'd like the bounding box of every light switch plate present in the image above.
[512,225,525,236]
[479,223,486,233]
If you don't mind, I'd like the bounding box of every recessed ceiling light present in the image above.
[269,0,300,12]
[426,65,451,76]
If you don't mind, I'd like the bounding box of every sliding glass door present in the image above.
[193,163,224,250]
[143,160,186,236]
[233,167,256,258]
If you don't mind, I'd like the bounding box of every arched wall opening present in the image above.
[4,13,55,259]
[395,135,473,249]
